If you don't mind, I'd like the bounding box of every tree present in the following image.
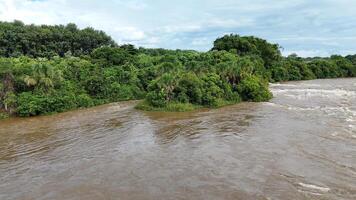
[23,61,63,92]
[0,20,116,58]
[91,46,133,67]
[237,75,272,102]
[0,59,15,111]
[331,55,356,77]
[212,34,281,68]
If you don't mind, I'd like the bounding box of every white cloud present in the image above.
[0,0,54,24]
[114,27,146,42]
[191,37,209,46]
[278,36,356,42]
[124,0,147,10]
[0,0,356,56]
[282,50,329,57]
[161,25,202,33]
[207,18,254,28]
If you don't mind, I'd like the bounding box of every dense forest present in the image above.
[1,21,356,118]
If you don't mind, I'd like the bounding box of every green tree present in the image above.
[237,75,272,102]
[212,34,281,67]
[23,61,63,92]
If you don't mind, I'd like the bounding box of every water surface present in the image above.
[1,78,356,200]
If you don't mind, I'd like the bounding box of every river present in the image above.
[0,78,355,200]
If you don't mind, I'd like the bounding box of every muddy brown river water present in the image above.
[0,78,356,200]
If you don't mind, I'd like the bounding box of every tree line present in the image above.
[0,21,355,118]
[0,20,116,58]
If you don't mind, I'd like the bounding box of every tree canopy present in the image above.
[0,20,116,58]
[212,34,281,68]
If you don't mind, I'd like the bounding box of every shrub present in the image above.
[135,101,196,112]
[16,92,44,116]
[164,102,196,112]
[0,112,9,119]
[76,94,94,108]
[237,75,272,102]
[175,72,203,104]
[16,91,80,116]
[146,91,167,107]
[271,66,289,82]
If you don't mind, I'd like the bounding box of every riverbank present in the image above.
[0,77,353,121]
[0,98,238,121]
[135,99,241,112]
[0,108,9,119]
[2,76,355,122]
[0,101,139,123]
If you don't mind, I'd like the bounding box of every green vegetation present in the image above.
[0,21,355,117]
[136,101,198,112]
[0,111,9,119]
[0,20,115,58]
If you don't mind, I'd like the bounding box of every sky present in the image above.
[0,0,356,57]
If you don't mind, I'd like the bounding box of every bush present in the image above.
[135,101,197,112]
[164,102,196,112]
[146,91,167,107]
[237,75,272,102]
[76,94,94,108]
[4,92,17,113]
[0,112,9,119]
[200,73,224,106]
[271,66,289,82]
[175,72,203,104]
[17,92,44,116]
[16,91,80,116]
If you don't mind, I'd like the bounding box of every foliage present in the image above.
[237,75,272,102]
[0,20,116,58]
[0,111,9,119]
[0,21,356,117]
[212,34,281,67]
[135,101,197,112]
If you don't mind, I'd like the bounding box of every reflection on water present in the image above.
[0,79,356,200]
[146,105,257,144]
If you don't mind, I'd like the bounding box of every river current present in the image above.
[0,78,355,200]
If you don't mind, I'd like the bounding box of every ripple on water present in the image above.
[298,182,330,193]
[1,79,356,200]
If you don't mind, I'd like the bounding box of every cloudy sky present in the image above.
[1,0,356,57]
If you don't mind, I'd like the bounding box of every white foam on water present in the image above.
[263,102,322,112]
[268,82,356,140]
[298,83,323,87]
[263,102,278,106]
[286,106,319,112]
[269,83,298,87]
[297,190,323,196]
[263,102,287,107]
[298,182,330,193]
[272,88,356,98]
[347,124,356,135]
[331,132,339,137]
[265,101,356,122]
[346,118,354,122]
[322,107,356,116]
